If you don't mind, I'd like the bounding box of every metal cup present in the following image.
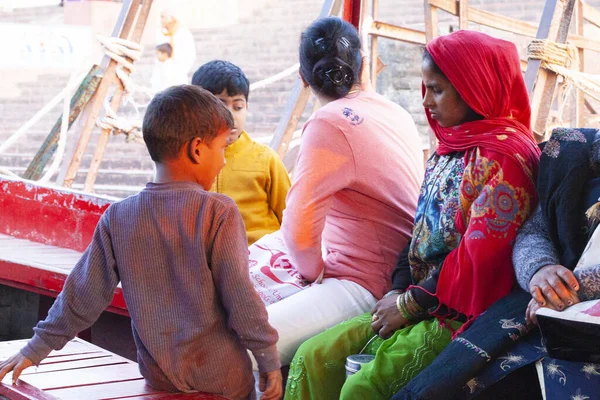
[345,354,375,379]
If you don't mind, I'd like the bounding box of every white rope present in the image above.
[249,63,300,91]
[97,103,144,144]
[529,39,600,103]
[0,69,88,155]
[528,39,600,132]
[39,66,82,184]
[96,35,143,72]
[0,167,20,178]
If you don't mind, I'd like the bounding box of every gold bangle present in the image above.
[405,290,424,314]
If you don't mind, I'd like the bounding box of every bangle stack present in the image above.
[396,290,425,322]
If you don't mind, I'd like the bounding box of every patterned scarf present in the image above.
[538,127,600,269]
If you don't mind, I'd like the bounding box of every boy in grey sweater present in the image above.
[0,85,282,400]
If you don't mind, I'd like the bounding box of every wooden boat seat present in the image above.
[0,233,127,316]
[0,338,226,400]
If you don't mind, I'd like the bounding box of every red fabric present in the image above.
[440,148,536,327]
[425,30,540,169]
[424,31,541,323]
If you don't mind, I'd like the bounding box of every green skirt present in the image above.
[284,312,461,400]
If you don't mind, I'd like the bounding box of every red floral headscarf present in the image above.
[425,30,540,169]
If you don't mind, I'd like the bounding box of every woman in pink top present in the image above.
[248,17,423,366]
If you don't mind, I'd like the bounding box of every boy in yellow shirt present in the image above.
[192,60,291,245]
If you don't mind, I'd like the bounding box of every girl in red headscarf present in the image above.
[284,30,540,400]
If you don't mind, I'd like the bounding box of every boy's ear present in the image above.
[187,137,203,164]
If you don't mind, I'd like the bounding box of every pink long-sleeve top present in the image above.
[281,89,424,299]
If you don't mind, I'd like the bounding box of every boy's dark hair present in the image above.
[143,85,234,162]
[299,17,362,99]
[156,42,173,58]
[191,60,250,101]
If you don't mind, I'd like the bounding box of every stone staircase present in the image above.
[0,0,325,197]
[1,0,600,198]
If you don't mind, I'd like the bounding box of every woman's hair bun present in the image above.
[312,57,355,98]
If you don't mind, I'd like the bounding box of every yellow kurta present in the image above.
[210,131,291,246]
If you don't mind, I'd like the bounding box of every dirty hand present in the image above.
[259,369,283,400]
[529,264,580,311]
[0,352,33,385]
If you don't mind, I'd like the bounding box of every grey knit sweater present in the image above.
[513,132,600,301]
[21,181,280,399]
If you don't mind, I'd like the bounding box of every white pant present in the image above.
[252,278,376,369]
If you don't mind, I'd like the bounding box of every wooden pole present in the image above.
[23,65,103,181]
[62,0,140,188]
[458,0,469,30]
[370,0,379,87]
[269,0,342,157]
[524,0,576,141]
[575,0,585,127]
[83,0,154,192]
[424,1,439,41]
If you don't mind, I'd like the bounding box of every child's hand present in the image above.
[259,369,282,400]
[0,352,34,385]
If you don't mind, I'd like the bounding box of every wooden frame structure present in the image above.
[59,0,154,191]
[360,0,600,142]
[269,0,600,160]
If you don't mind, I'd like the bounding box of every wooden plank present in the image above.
[458,0,469,29]
[40,352,109,365]
[369,21,427,45]
[45,379,150,400]
[525,0,577,140]
[21,357,128,375]
[0,338,106,366]
[62,0,140,188]
[582,0,600,28]
[0,379,60,400]
[19,363,142,390]
[23,66,103,181]
[430,0,539,37]
[269,0,341,157]
[0,339,30,359]
[567,34,600,53]
[424,1,439,41]
[83,0,154,192]
[428,0,456,13]
[122,393,227,400]
[429,0,600,52]
[46,379,159,400]
[0,338,226,400]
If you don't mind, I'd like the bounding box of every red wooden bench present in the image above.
[0,338,225,400]
[0,176,127,315]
